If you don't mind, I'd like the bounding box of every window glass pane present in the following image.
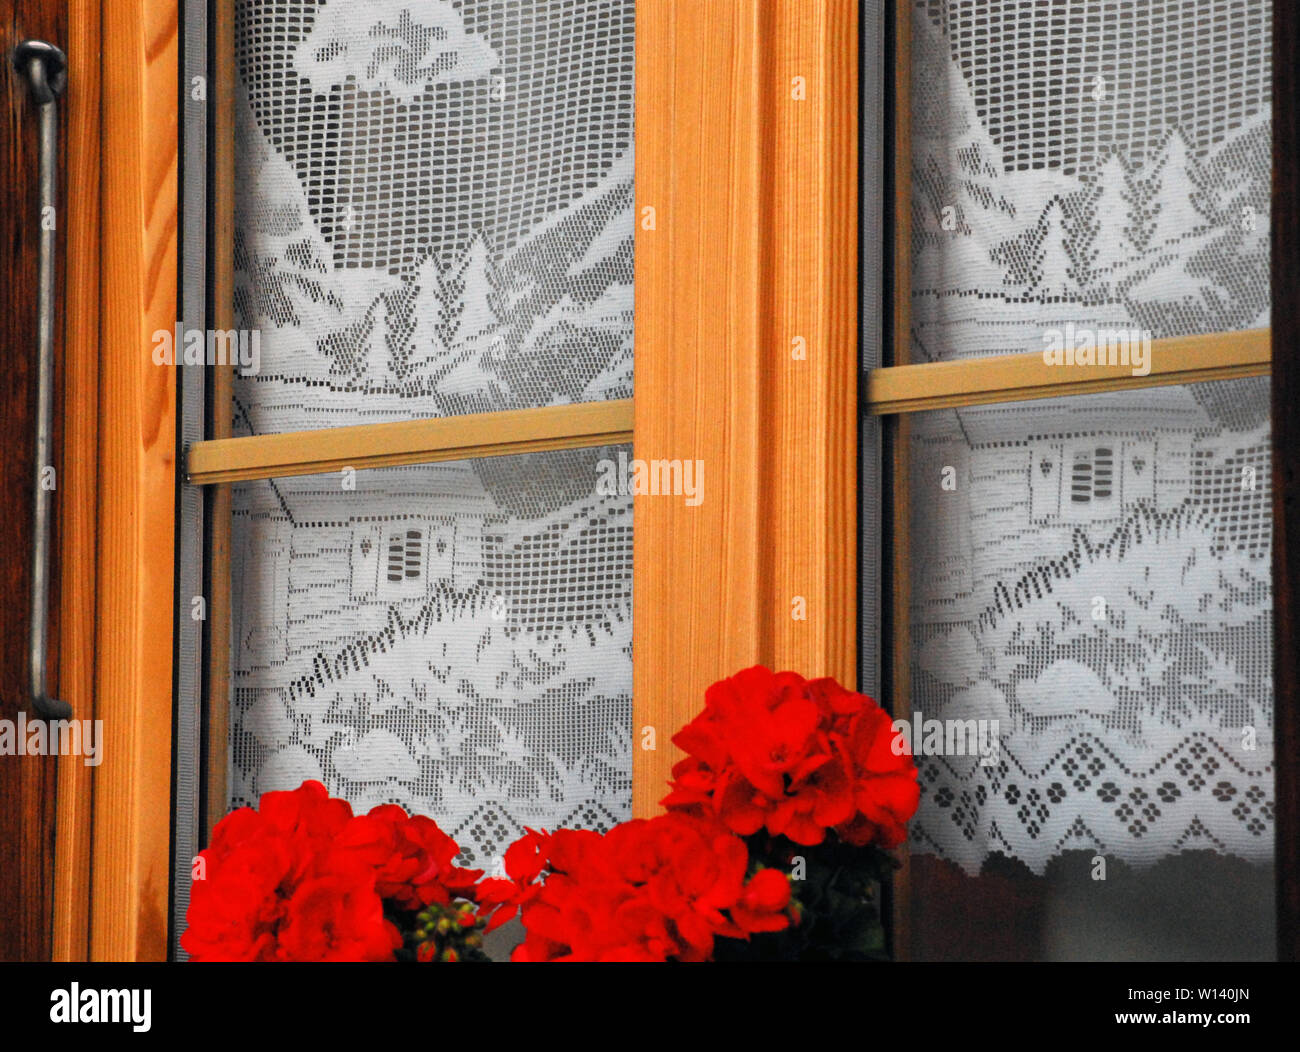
[231,0,634,433]
[902,379,1273,960]
[228,447,633,866]
[911,0,1270,362]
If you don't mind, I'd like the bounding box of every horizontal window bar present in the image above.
[189,330,1268,483]
[185,399,634,485]
[865,329,1269,414]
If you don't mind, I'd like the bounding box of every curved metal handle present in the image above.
[14,40,71,720]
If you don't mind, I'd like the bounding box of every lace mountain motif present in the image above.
[229,0,635,866]
[233,0,633,433]
[911,2,1271,360]
[908,1,1273,874]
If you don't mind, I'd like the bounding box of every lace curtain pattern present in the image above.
[908,0,1273,873]
[228,0,635,868]
[233,0,633,433]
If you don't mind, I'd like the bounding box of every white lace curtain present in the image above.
[227,0,635,869]
[908,0,1273,874]
[225,0,1275,880]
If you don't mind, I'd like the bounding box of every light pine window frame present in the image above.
[50,0,179,961]
[50,0,1288,961]
[57,0,862,959]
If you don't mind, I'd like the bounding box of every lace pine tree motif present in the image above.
[911,4,1270,359]
[233,0,634,433]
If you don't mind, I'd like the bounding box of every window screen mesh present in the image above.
[233,0,634,433]
[227,0,635,867]
[903,0,1273,955]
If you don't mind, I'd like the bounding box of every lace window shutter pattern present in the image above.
[906,0,1274,890]
[227,0,635,868]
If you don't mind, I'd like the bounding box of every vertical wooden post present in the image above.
[633,0,859,815]
[91,0,178,961]
[51,0,102,963]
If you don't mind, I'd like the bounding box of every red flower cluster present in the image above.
[475,827,551,932]
[662,666,920,847]
[182,782,483,962]
[479,814,792,962]
[356,805,483,912]
[184,670,917,962]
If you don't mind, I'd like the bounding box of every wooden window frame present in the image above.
[186,0,862,838]
[52,0,1295,962]
[55,0,860,960]
[184,401,635,484]
[51,0,178,961]
[47,0,101,963]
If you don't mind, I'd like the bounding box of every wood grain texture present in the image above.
[90,0,177,962]
[1273,0,1299,964]
[205,0,234,843]
[765,0,859,692]
[0,0,67,963]
[50,0,101,964]
[186,399,635,484]
[632,0,858,817]
[866,328,1271,414]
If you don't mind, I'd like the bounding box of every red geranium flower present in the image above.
[183,782,403,962]
[352,805,484,911]
[476,827,551,932]
[662,666,919,848]
[502,814,793,962]
[835,702,921,847]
